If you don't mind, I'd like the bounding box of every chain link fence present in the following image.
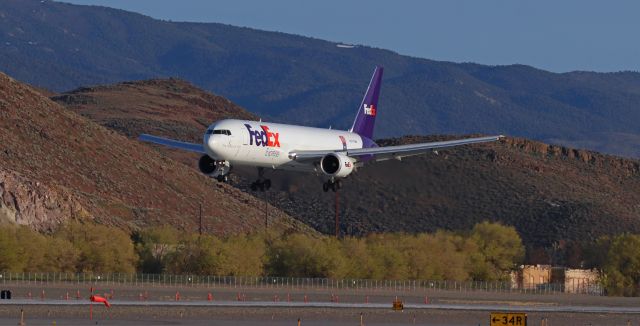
[0,271,603,296]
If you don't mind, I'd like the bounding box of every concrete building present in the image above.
[510,265,601,294]
[564,268,600,294]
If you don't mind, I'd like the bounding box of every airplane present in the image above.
[139,67,504,192]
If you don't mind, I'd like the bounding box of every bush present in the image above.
[0,225,78,272]
[0,221,526,282]
[55,221,137,273]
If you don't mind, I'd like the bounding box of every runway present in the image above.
[3,299,640,314]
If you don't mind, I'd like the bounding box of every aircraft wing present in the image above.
[138,134,205,154]
[289,135,504,162]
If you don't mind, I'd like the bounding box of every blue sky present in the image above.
[62,0,640,73]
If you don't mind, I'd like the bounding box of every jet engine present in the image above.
[198,155,231,180]
[198,155,217,175]
[320,153,356,178]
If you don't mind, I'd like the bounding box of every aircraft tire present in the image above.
[264,179,271,190]
[323,183,329,192]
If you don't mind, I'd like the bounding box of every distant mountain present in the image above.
[54,78,640,251]
[0,72,308,235]
[2,0,640,157]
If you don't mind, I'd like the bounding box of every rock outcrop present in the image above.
[0,169,88,231]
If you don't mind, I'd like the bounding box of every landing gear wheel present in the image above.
[322,179,343,192]
[250,167,270,192]
[216,175,229,183]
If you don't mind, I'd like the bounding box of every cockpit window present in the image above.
[212,129,231,135]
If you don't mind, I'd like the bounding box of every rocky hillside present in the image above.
[0,72,307,234]
[0,169,86,231]
[53,78,256,143]
[53,78,640,250]
[53,78,257,170]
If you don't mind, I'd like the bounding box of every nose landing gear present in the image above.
[212,161,231,183]
[323,178,342,192]
[250,167,271,192]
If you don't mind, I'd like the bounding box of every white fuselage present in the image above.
[204,119,364,172]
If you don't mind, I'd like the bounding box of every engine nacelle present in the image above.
[320,153,356,178]
[198,155,217,175]
[198,155,231,177]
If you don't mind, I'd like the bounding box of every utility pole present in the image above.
[264,190,268,233]
[198,203,203,235]
[335,189,339,238]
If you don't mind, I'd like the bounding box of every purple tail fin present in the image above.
[350,66,383,140]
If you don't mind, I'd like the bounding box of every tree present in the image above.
[55,221,137,273]
[365,234,409,280]
[410,231,469,281]
[340,237,373,279]
[0,224,78,272]
[602,234,640,296]
[468,221,524,281]
[136,226,180,273]
[266,234,348,278]
[219,234,266,276]
[168,234,224,275]
[0,226,23,272]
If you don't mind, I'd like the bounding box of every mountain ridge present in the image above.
[2,0,640,157]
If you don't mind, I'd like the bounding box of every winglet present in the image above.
[350,66,383,139]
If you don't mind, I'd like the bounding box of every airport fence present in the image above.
[0,271,603,296]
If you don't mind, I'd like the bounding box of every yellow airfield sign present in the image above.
[490,312,527,326]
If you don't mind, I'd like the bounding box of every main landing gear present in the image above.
[323,178,342,192]
[250,167,271,192]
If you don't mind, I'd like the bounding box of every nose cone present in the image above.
[204,134,218,158]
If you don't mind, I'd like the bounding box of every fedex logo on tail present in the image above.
[245,124,281,147]
[364,104,376,116]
